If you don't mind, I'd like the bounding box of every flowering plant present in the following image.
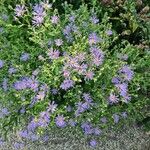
[0,1,149,148]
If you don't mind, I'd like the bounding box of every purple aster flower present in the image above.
[75,102,85,116]
[60,79,74,90]
[119,65,134,81]
[106,29,113,35]
[1,108,9,116]
[51,88,58,95]
[89,139,97,147]
[13,142,24,149]
[8,67,17,74]
[47,101,57,113]
[115,83,128,97]
[13,80,27,90]
[90,46,103,58]
[113,114,120,123]
[82,102,92,110]
[75,52,86,62]
[36,91,45,100]
[0,60,4,69]
[82,93,93,103]
[64,23,77,34]
[22,77,32,88]
[19,130,28,138]
[90,46,104,66]
[32,4,46,26]
[108,93,119,104]
[47,48,60,59]
[69,15,75,22]
[63,25,71,36]
[27,119,39,131]
[81,122,93,135]
[75,95,94,115]
[100,117,107,124]
[51,15,59,24]
[33,4,45,16]
[55,39,63,46]
[32,16,44,26]
[112,76,121,84]
[63,70,70,78]
[90,15,99,24]
[93,56,103,66]
[38,111,50,127]
[67,57,79,68]
[14,5,25,17]
[121,112,127,118]
[55,115,66,128]
[40,111,50,121]
[16,77,39,92]
[74,63,88,75]
[20,53,30,61]
[84,71,94,80]
[29,78,39,92]
[94,45,102,56]
[88,33,101,45]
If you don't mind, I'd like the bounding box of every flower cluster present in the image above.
[109,64,134,104]
[81,122,101,135]
[75,93,94,116]
[0,1,144,149]
[32,4,46,26]
[13,77,39,91]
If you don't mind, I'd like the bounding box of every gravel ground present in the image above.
[0,124,149,150]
